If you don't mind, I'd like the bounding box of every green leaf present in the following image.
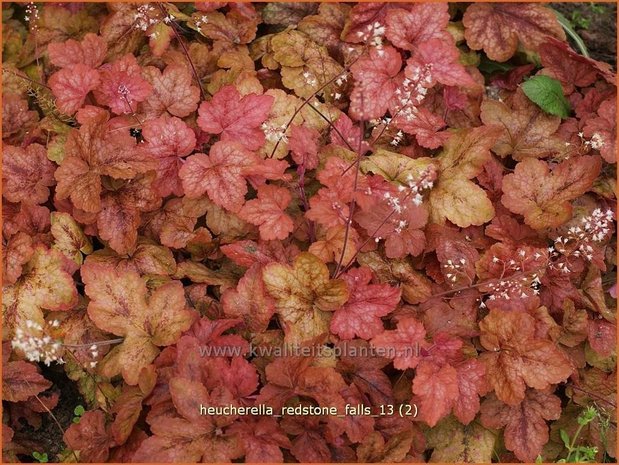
[552,9,590,57]
[32,452,48,463]
[521,75,571,118]
[478,55,515,75]
[73,404,85,416]
[560,428,571,448]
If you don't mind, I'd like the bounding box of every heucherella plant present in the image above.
[1,2,616,463]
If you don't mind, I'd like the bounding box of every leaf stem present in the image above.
[24,381,79,462]
[333,120,364,278]
[157,2,206,100]
[268,50,364,159]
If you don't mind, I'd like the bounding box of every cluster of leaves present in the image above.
[2,2,617,463]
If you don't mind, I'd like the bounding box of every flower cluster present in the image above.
[392,65,433,124]
[133,4,159,31]
[24,2,40,30]
[261,121,289,143]
[356,22,386,52]
[555,208,614,261]
[443,258,468,283]
[397,165,438,206]
[11,320,64,366]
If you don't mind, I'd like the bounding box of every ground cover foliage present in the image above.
[1,2,617,463]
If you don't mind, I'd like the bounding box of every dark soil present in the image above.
[552,2,617,68]
[13,364,84,462]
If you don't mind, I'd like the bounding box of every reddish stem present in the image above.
[157,3,206,100]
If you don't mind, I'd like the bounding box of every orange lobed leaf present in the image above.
[349,45,402,121]
[54,111,154,213]
[93,54,153,115]
[2,232,34,286]
[329,266,401,340]
[501,155,602,230]
[48,64,102,115]
[221,263,276,333]
[480,390,562,462]
[142,64,201,118]
[583,98,616,164]
[179,141,262,212]
[142,115,197,197]
[47,33,107,69]
[3,245,77,339]
[370,317,428,370]
[82,263,196,385]
[479,309,572,405]
[63,410,111,462]
[480,95,567,161]
[262,252,349,343]
[238,184,294,241]
[197,84,274,151]
[2,143,56,205]
[385,4,452,52]
[463,3,566,62]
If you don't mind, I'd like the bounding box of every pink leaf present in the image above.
[330,267,401,340]
[49,65,101,115]
[350,45,402,120]
[197,85,274,151]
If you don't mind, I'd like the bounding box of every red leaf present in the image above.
[330,113,371,154]
[221,263,276,333]
[501,156,602,230]
[288,124,320,170]
[330,266,401,340]
[179,141,257,212]
[479,309,573,405]
[49,64,101,115]
[583,98,616,163]
[220,356,259,401]
[385,4,452,52]
[452,358,487,425]
[142,115,197,197]
[47,33,107,69]
[63,410,111,463]
[480,390,562,462]
[96,174,160,254]
[336,340,393,406]
[350,45,402,120]
[436,238,479,288]
[94,54,153,115]
[2,361,52,402]
[142,64,201,118]
[3,143,55,204]
[356,190,428,259]
[54,112,154,213]
[228,417,291,462]
[407,39,477,88]
[197,85,274,151]
[341,3,389,43]
[370,317,427,370]
[2,232,34,285]
[394,106,448,149]
[539,37,615,95]
[412,361,459,427]
[463,3,565,62]
[221,239,296,267]
[238,185,293,241]
[588,319,616,357]
[2,94,39,140]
